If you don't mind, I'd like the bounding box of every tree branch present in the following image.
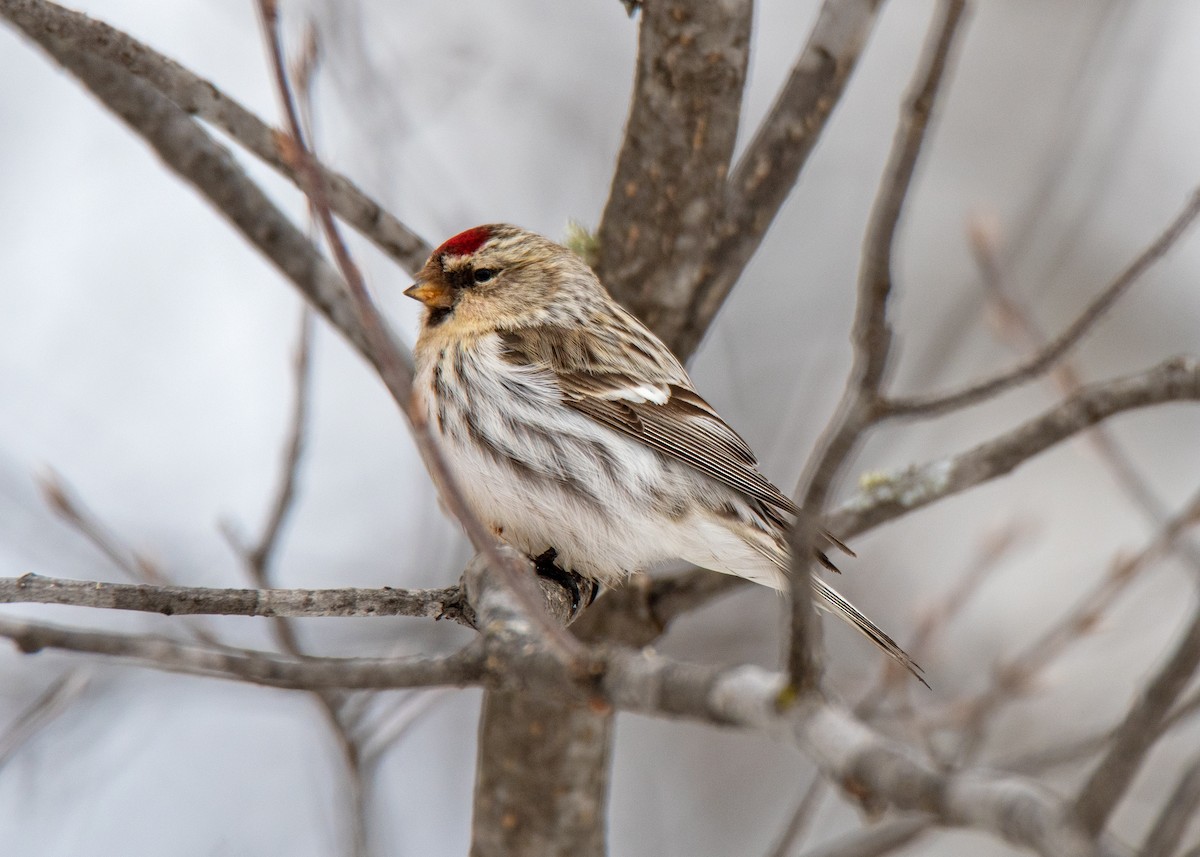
[0,556,1136,857]
[1073,597,1200,835]
[596,0,753,354]
[799,0,968,512]
[685,0,888,358]
[0,0,431,273]
[827,356,1200,539]
[0,614,485,690]
[0,573,472,623]
[886,186,1200,418]
[1140,749,1200,857]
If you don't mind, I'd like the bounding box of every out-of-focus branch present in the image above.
[796,817,930,857]
[0,614,485,690]
[1140,750,1200,857]
[969,216,1200,572]
[763,776,826,857]
[1073,598,1200,835]
[886,186,1200,419]
[799,0,968,512]
[0,0,431,273]
[827,356,1200,539]
[0,670,89,772]
[938,487,1200,764]
[685,0,888,358]
[596,0,752,354]
[242,310,313,582]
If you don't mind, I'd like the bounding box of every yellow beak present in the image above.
[403,281,454,308]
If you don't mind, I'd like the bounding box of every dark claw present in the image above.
[532,548,599,616]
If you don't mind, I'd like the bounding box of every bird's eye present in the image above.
[473,268,497,284]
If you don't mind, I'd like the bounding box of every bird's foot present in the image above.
[532,547,599,617]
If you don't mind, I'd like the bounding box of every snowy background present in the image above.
[2,0,1199,854]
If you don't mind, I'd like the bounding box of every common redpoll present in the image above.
[406,225,921,680]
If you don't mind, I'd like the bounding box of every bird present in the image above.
[405,224,922,681]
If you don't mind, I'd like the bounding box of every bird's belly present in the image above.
[438,410,682,585]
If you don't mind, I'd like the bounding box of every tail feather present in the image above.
[811,576,928,688]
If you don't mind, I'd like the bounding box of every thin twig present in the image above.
[970,219,1200,573]
[946,487,1200,761]
[244,310,314,581]
[0,0,431,273]
[798,0,968,512]
[39,472,224,647]
[0,614,485,690]
[886,187,1200,418]
[222,304,368,857]
[0,574,471,623]
[826,356,1200,540]
[1073,597,1200,835]
[0,670,90,771]
[254,0,584,663]
[1140,749,1200,857]
[764,776,827,857]
[795,818,931,857]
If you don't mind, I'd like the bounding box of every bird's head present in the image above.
[405,224,602,333]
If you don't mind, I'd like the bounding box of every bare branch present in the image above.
[0,556,1133,857]
[796,818,930,857]
[596,0,752,353]
[971,222,1200,573]
[466,564,1125,857]
[0,670,90,771]
[0,614,484,691]
[1141,750,1200,857]
[764,776,826,857]
[1073,600,1200,835]
[244,309,314,580]
[256,1,583,662]
[686,0,888,357]
[827,356,1200,539]
[945,488,1200,763]
[597,656,1122,857]
[0,0,431,273]
[887,186,1200,418]
[799,0,968,512]
[0,573,471,624]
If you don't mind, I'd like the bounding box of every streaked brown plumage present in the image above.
[406,224,923,682]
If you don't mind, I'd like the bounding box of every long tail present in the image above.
[811,576,927,687]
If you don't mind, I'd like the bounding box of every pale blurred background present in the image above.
[1,1,1199,854]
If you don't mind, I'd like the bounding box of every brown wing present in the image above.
[498,325,801,518]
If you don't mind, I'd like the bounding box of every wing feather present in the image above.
[498,325,800,516]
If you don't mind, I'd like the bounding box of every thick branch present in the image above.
[827,356,1200,538]
[596,0,752,353]
[0,561,1133,856]
[682,0,887,357]
[0,0,431,273]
